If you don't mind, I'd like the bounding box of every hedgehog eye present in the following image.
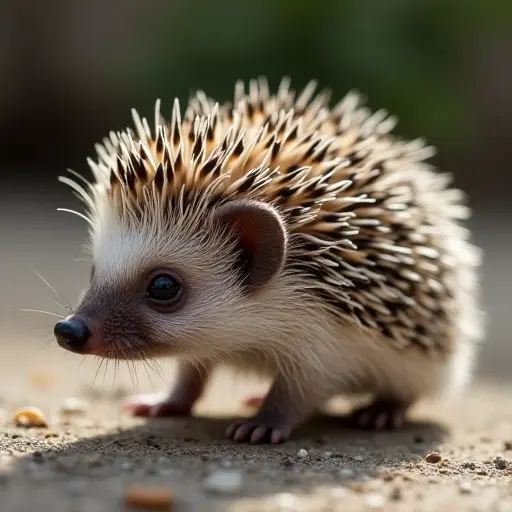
[146,272,184,310]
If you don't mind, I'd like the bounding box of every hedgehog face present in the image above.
[54,199,288,360]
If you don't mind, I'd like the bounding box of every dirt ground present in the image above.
[1,338,512,512]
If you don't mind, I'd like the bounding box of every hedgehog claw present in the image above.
[227,419,291,444]
[349,400,408,430]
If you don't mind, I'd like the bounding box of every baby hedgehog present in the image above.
[54,77,483,444]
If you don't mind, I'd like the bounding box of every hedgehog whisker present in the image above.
[19,308,65,319]
[45,296,70,314]
[37,333,56,354]
[145,358,167,383]
[101,357,109,390]
[141,360,156,390]
[89,357,106,395]
[111,359,119,392]
[28,264,74,314]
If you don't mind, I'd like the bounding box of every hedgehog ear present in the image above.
[212,199,287,291]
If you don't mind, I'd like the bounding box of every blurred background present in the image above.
[0,0,510,383]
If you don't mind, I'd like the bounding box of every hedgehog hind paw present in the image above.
[349,399,410,430]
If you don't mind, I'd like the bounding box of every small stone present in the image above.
[60,397,88,415]
[32,451,44,463]
[365,493,386,509]
[353,455,364,462]
[462,461,476,470]
[329,486,347,500]
[339,467,355,478]
[274,492,298,509]
[66,479,87,496]
[124,484,174,510]
[203,470,243,495]
[425,452,442,463]
[476,470,487,476]
[390,487,402,501]
[459,481,472,494]
[13,407,47,428]
[494,457,508,470]
[296,449,309,458]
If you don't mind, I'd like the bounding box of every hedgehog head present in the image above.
[52,86,318,361]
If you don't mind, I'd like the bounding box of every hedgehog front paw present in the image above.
[349,399,409,430]
[122,392,193,417]
[226,418,292,444]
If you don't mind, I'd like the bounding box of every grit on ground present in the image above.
[1,338,512,512]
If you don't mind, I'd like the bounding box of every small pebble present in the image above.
[425,452,442,464]
[459,481,472,494]
[124,484,174,510]
[60,397,88,415]
[353,455,364,462]
[494,457,508,470]
[32,451,44,463]
[274,492,298,509]
[13,407,48,428]
[66,479,87,497]
[390,487,402,501]
[365,493,386,509]
[296,449,309,458]
[329,486,347,500]
[339,467,355,478]
[203,470,243,495]
[28,367,55,389]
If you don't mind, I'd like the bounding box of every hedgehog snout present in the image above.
[54,314,92,354]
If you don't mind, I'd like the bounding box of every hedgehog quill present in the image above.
[53,77,483,444]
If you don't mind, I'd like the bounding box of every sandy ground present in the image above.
[0,205,511,511]
[1,340,512,512]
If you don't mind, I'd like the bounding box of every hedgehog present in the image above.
[53,77,483,444]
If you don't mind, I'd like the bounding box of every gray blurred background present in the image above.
[0,0,510,381]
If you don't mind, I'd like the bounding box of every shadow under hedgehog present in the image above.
[53,77,483,444]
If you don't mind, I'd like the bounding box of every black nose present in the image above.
[54,316,91,351]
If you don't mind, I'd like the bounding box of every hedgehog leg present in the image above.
[227,373,326,444]
[123,360,211,417]
[348,398,412,430]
